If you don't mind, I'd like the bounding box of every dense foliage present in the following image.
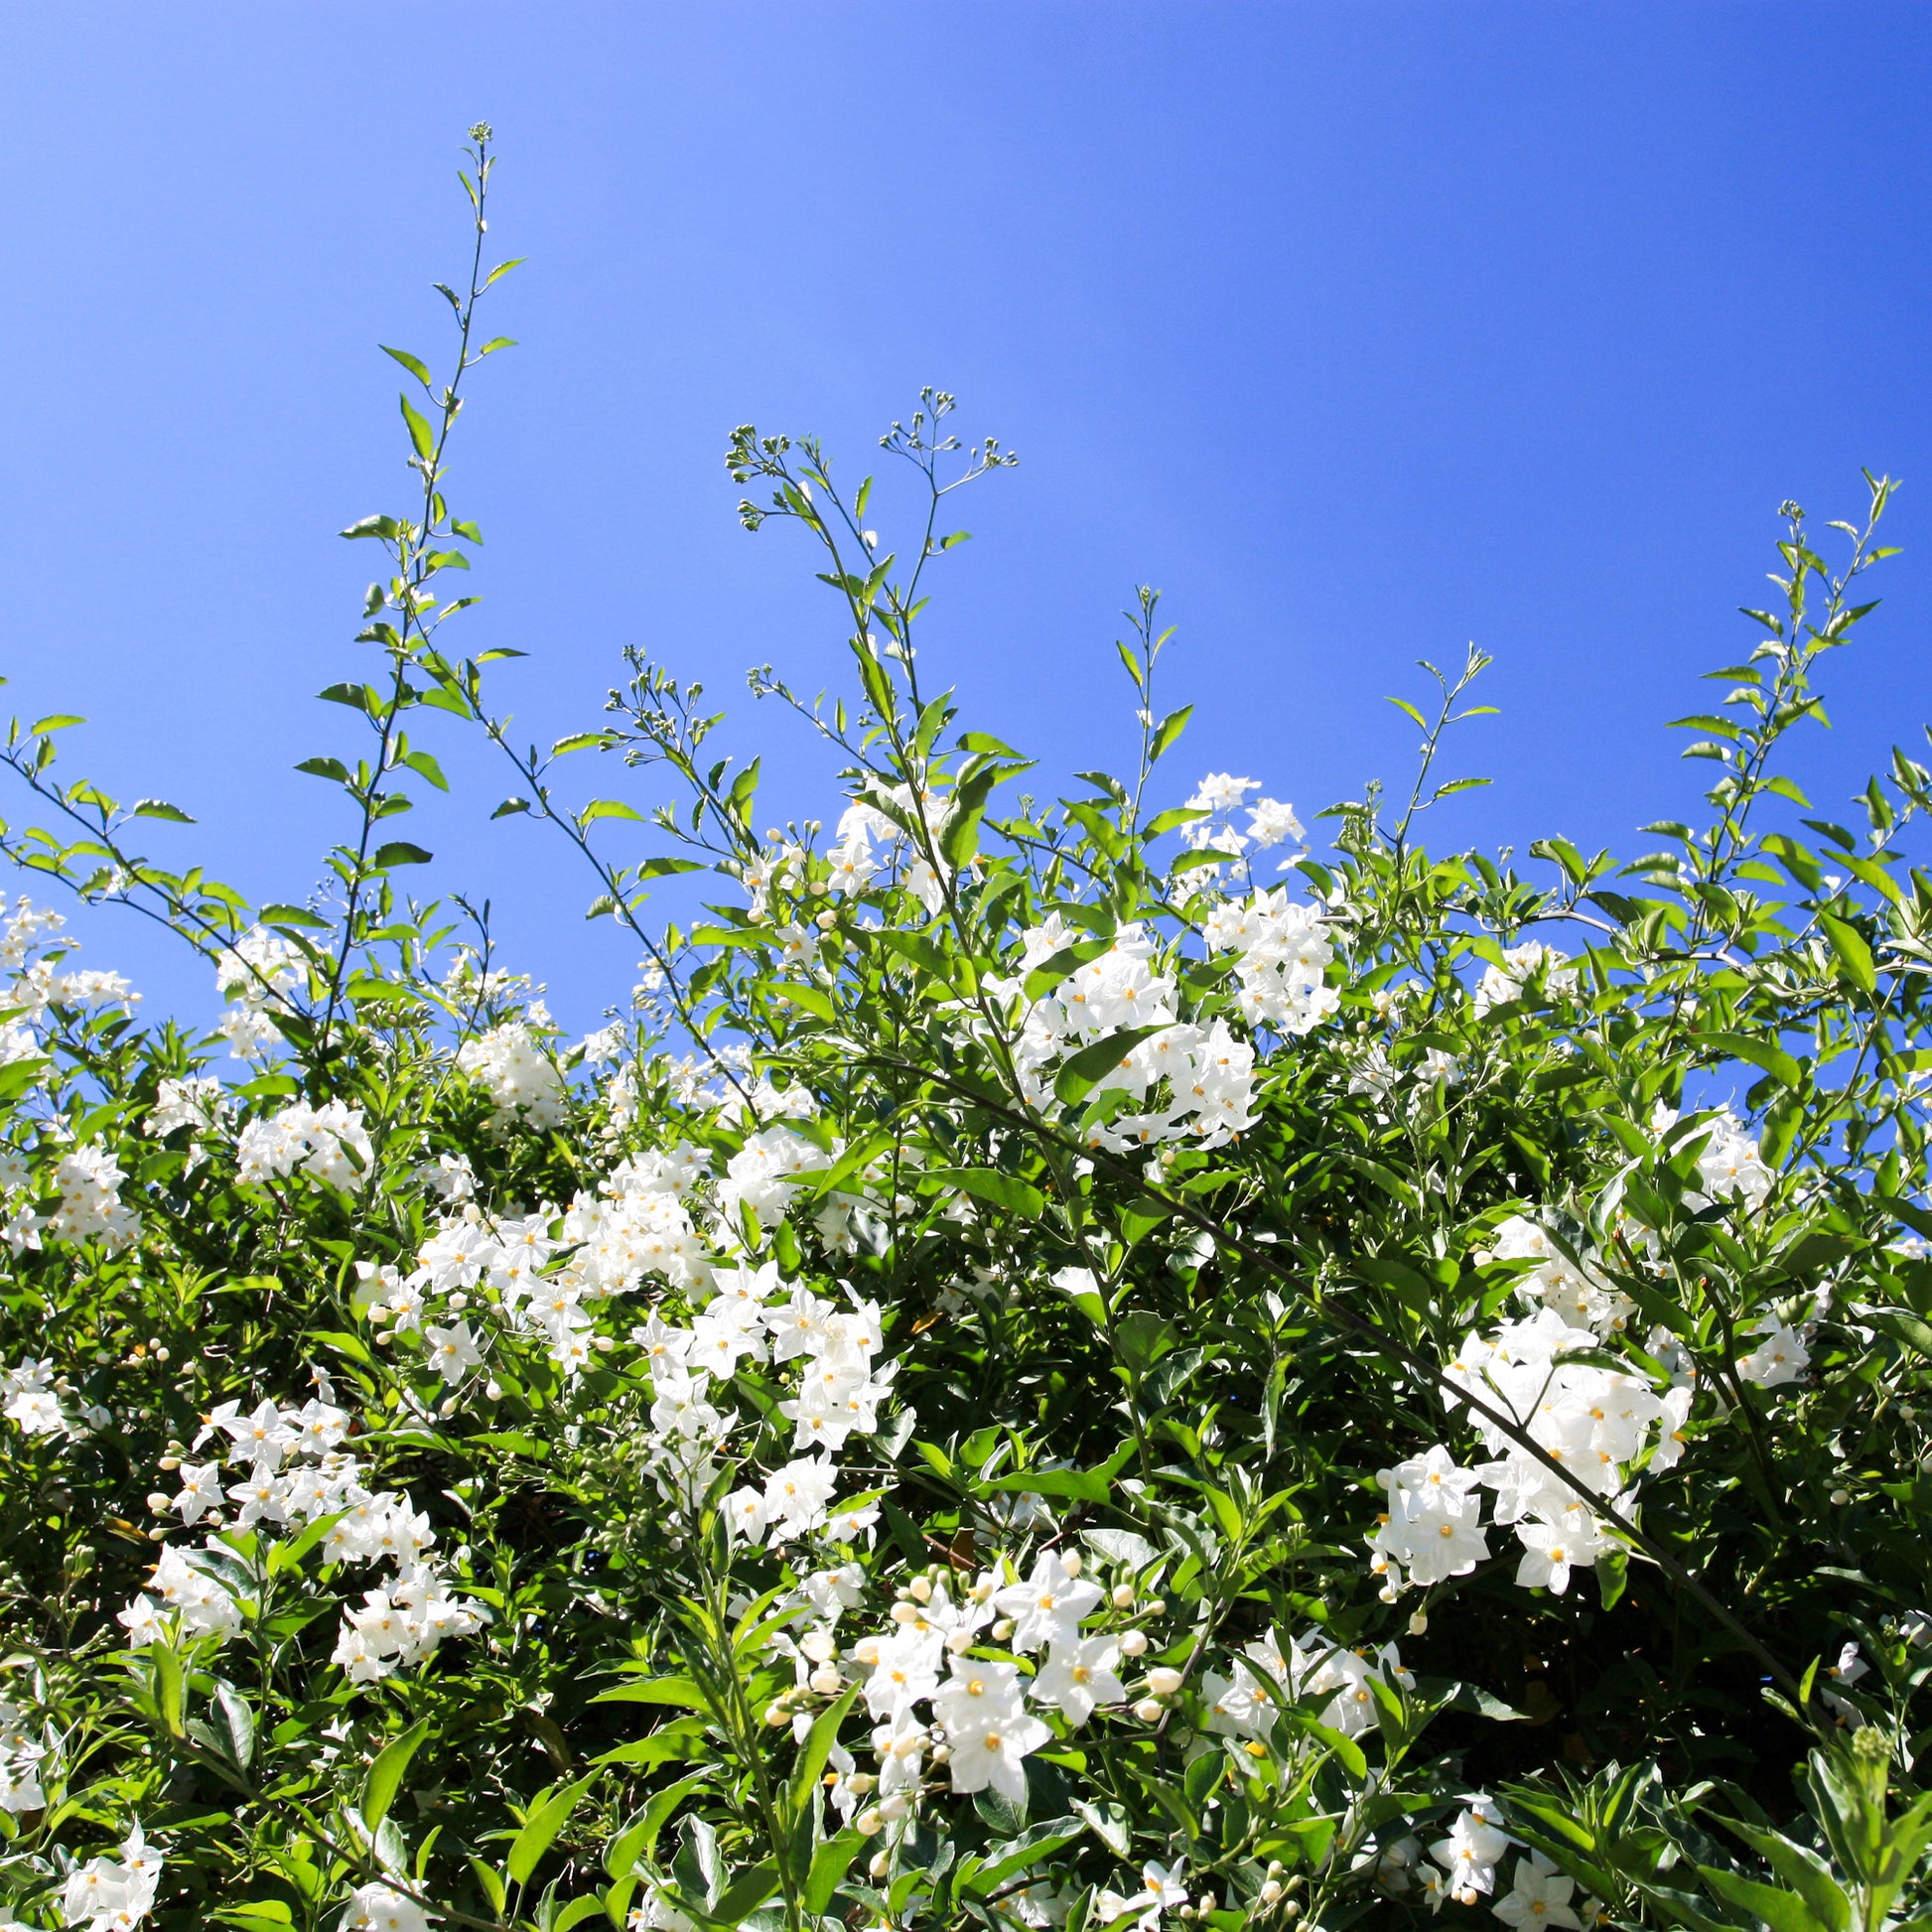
[2,130,1932,1932]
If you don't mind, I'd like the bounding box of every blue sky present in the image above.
[2,3,1928,1032]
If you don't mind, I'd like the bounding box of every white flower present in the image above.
[1031,1635,1124,1725]
[1492,1850,1581,1929]
[943,1710,1050,1801]
[994,1551,1103,1653]
[343,1881,431,1932]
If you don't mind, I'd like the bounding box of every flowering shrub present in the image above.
[2,128,1932,1932]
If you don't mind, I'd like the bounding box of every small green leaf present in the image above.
[131,798,197,823]
[370,842,433,869]
[381,345,434,389]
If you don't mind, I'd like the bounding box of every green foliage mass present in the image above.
[2,129,1932,1932]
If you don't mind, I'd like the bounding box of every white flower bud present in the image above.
[908,1576,932,1602]
[1059,1550,1082,1577]
[1147,1667,1182,1696]
[992,1617,1015,1641]
[857,1808,885,1837]
[1408,1610,1429,1636]
[1111,1584,1136,1608]
[145,1492,170,1512]
[1132,1698,1164,1722]
[880,1793,910,1821]
[764,1702,791,1726]
[809,1665,843,1695]
[1119,1629,1150,1657]
[869,1851,890,1878]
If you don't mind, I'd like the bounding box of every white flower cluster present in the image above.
[988,919,1248,1152]
[2,1358,68,1438]
[701,1271,894,1534]
[456,1021,567,1130]
[1367,1116,1798,1605]
[119,1389,485,1683]
[1396,1796,1593,1921]
[47,1145,141,1251]
[1473,941,1577,1017]
[0,899,139,1069]
[1202,888,1341,1036]
[825,790,951,914]
[234,1101,373,1190]
[143,1075,229,1146]
[1177,773,1306,863]
[213,925,305,1062]
[840,1553,1109,1816]
[0,1700,48,1816]
[1200,1627,1411,1745]
[360,1146,712,1379]
[58,1825,164,1932]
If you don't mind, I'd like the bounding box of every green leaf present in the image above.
[1150,705,1193,762]
[924,1167,1046,1220]
[1696,1032,1803,1091]
[399,750,449,791]
[508,1775,596,1886]
[492,797,532,818]
[787,1684,861,1816]
[580,798,647,826]
[361,1719,430,1836]
[605,1770,711,1880]
[980,1441,1135,1505]
[381,345,433,389]
[131,798,197,823]
[399,393,436,462]
[705,1861,780,1928]
[1054,1026,1171,1107]
[370,841,433,869]
[802,1830,866,1914]
[1819,911,1877,995]
[150,1642,185,1738]
[257,903,330,929]
[1698,1865,1833,1932]
[1717,1822,1849,1932]
[28,713,84,734]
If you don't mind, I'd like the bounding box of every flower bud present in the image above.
[809,1665,843,1696]
[1147,1667,1182,1696]
[869,1850,891,1878]
[145,1492,170,1512]
[815,910,836,931]
[992,1617,1015,1642]
[909,1576,932,1602]
[1146,1598,1166,1615]
[1408,1610,1429,1636]
[1133,1698,1164,1723]
[1060,1551,1082,1577]
[930,1743,951,1764]
[764,1702,791,1726]
[1111,1584,1136,1608]
[945,1627,974,1654]
[484,1381,501,1401]
[856,1808,885,1837]
[890,1600,921,1623]
[880,1792,910,1821]
[1119,1629,1150,1657]
[801,1629,837,1663]
[1195,1895,1215,1915]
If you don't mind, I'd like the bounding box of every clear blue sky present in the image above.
[2,3,1928,1032]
